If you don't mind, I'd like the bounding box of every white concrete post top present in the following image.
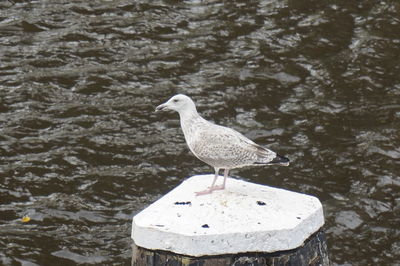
[131,175,325,257]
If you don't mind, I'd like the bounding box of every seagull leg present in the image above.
[212,169,229,190]
[209,168,219,189]
[195,168,219,196]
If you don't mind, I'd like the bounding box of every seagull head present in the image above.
[155,94,197,114]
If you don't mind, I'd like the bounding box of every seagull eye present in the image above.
[173,99,179,103]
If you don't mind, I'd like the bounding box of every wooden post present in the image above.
[131,175,329,266]
[132,230,328,265]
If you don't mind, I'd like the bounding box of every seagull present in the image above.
[155,94,289,195]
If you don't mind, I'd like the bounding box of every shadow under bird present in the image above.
[155,94,289,195]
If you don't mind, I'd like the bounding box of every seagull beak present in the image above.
[155,103,167,112]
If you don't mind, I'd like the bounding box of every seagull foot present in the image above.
[195,189,214,196]
[210,185,225,191]
[195,186,225,196]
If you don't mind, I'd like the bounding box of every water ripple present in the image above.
[0,0,399,265]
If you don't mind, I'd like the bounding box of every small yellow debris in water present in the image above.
[21,216,31,223]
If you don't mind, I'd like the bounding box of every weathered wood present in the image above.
[132,229,329,266]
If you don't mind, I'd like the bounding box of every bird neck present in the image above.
[178,105,201,122]
[179,106,205,137]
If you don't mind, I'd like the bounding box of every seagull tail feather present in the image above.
[270,153,290,166]
[254,153,290,166]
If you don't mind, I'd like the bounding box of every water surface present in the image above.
[0,0,399,265]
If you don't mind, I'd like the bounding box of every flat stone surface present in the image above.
[131,175,324,257]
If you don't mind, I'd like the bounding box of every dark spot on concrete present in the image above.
[257,201,266,206]
[201,224,209,228]
[174,201,191,205]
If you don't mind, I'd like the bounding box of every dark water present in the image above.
[1,0,399,265]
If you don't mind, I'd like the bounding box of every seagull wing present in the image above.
[188,124,287,168]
